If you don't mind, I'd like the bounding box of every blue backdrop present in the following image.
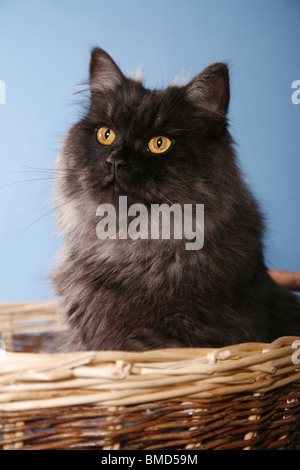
[0,0,299,302]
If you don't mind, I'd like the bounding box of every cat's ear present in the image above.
[187,63,230,118]
[89,48,124,93]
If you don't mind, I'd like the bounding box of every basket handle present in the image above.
[268,270,300,292]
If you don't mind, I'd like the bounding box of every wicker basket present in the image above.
[0,270,300,451]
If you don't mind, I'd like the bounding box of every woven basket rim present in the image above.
[0,269,300,413]
[0,299,300,412]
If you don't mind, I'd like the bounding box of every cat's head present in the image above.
[59,48,231,207]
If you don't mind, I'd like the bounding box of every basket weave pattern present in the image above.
[0,270,300,450]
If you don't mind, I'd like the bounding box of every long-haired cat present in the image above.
[52,48,300,351]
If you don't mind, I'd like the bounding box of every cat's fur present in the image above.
[52,48,300,351]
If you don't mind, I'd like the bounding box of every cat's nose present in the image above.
[106,155,128,172]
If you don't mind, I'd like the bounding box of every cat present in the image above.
[52,47,300,351]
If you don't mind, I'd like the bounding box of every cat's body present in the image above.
[52,48,300,351]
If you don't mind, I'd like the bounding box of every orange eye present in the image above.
[97,127,116,145]
[148,136,172,154]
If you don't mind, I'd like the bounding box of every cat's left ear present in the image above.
[187,63,230,119]
[89,48,125,93]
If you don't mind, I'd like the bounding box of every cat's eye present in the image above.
[147,136,172,154]
[97,127,116,145]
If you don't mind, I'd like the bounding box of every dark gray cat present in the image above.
[52,48,300,351]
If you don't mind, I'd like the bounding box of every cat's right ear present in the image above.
[89,48,124,94]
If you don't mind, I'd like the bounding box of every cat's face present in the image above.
[60,48,230,207]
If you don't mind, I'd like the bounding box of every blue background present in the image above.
[0,0,299,302]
